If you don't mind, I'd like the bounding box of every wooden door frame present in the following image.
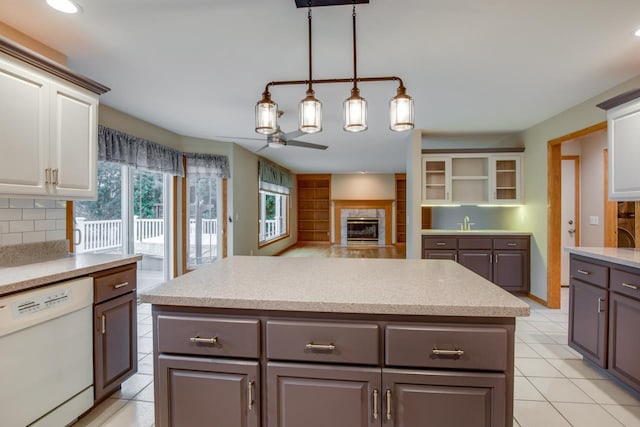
[603,149,617,248]
[560,155,581,247]
[547,121,606,309]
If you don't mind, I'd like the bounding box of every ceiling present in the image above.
[1,0,640,173]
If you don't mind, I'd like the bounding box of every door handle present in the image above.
[597,298,605,313]
[385,389,392,420]
[45,168,51,184]
[52,168,59,186]
[248,381,255,412]
[101,314,106,335]
[372,389,379,420]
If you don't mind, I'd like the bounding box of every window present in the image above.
[259,190,288,243]
[187,176,220,268]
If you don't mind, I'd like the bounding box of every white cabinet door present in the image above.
[608,101,640,200]
[0,56,49,195]
[49,83,98,199]
[421,155,451,205]
[490,154,522,204]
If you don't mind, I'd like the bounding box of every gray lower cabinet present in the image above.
[608,292,640,390]
[423,235,530,294]
[383,370,506,427]
[568,279,607,368]
[267,362,380,427]
[157,355,259,427]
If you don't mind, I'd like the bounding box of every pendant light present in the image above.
[389,84,415,132]
[299,6,322,134]
[255,90,278,135]
[343,3,367,132]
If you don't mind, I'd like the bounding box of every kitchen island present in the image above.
[140,256,529,427]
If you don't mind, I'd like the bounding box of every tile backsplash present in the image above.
[0,198,67,246]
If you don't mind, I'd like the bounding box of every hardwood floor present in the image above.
[278,242,406,259]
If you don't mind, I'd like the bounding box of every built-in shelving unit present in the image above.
[297,174,331,242]
[395,174,406,243]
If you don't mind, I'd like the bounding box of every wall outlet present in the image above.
[589,216,599,225]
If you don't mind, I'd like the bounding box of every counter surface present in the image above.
[422,229,533,235]
[565,246,640,269]
[140,256,530,317]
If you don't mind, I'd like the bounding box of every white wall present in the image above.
[578,131,608,247]
[331,174,395,200]
[0,198,67,246]
[521,74,640,301]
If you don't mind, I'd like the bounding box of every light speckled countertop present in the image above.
[0,254,142,296]
[422,229,532,235]
[140,256,530,317]
[565,247,640,269]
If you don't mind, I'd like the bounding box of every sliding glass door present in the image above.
[74,162,172,291]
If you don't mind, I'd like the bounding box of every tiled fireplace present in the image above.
[333,200,393,246]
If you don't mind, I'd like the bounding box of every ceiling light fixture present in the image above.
[255,0,414,135]
[46,0,81,14]
[635,28,640,37]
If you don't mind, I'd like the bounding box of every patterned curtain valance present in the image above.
[259,159,293,188]
[98,125,185,177]
[184,153,230,179]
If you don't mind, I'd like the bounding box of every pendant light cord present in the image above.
[308,4,313,94]
[352,3,358,92]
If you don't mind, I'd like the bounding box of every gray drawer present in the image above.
[570,258,608,288]
[92,264,137,304]
[156,315,260,358]
[266,320,379,365]
[611,268,640,300]
[424,237,457,250]
[493,238,529,250]
[458,238,492,250]
[385,324,508,371]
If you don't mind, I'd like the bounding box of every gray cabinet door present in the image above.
[94,291,137,402]
[382,369,506,427]
[608,292,640,390]
[569,280,607,367]
[157,355,259,427]
[423,250,457,261]
[267,362,380,427]
[493,250,528,292]
[458,250,492,281]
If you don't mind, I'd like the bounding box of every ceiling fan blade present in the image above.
[215,136,266,142]
[255,144,270,153]
[286,140,328,150]
[283,129,306,141]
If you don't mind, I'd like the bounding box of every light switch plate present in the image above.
[589,216,599,225]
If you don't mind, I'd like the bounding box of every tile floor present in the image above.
[72,289,640,426]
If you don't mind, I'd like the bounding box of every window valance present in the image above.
[185,153,230,179]
[98,125,185,177]
[259,159,293,195]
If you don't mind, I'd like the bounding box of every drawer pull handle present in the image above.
[190,336,218,345]
[622,283,639,291]
[432,347,465,357]
[385,389,392,420]
[506,242,517,246]
[248,381,255,412]
[372,389,379,420]
[52,168,59,186]
[436,242,447,246]
[577,269,591,276]
[305,342,336,351]
[113,282,129,289]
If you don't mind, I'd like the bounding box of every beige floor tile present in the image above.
[138,315,153,325]
[513,418,521,427]
[133,383,155,403]
[525,311,556,322]
[527,343,581,360]
[514,400,571,427]
[137,304,152,315]
[138,336,154,354]
[531,321,568,333]
[138,353,154,375]
[112,373,154,400]
[516,358,564,378]
[71,399,128,426]
[552,402,623,426]
[571,379,640,406]
[516,321,543,332]
[101,400,155,427]
[515,342,543,358]
[514,377,545,401]
[527,377,594,403]
[602,404,640,426]
[541,312,569,323]
[515,366,524,377]
[547,359,607,380]
[138,323,153,336]
[545,332,570,345]
[516,331,557,344]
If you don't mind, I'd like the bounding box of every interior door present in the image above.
[561,158,578,287]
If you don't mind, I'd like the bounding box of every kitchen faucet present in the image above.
[463,215,474,231]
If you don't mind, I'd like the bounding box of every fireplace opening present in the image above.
[346,217,379,244]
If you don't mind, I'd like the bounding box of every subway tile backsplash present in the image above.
[0,198,67,246]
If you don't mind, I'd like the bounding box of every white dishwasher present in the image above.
[0,277,94,427]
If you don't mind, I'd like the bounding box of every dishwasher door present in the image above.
[0,277,94,427]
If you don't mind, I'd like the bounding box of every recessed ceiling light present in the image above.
[635,28,640,37]
[46,0,81,14]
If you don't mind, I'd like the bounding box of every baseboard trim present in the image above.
[527,293,549,307]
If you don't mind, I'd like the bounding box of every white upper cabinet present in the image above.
[0,40,108,200]
[421,151,523,206]
[598,91,640,201]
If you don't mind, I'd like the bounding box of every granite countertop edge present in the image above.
[565,247,640,269]
[0,254,142,296]
[422,230,532,235]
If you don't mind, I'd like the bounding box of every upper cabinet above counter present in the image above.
[421,149,524,206]
[597,89,640,201]
[0,38,109,200]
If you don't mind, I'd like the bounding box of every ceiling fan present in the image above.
[217,127,328,152]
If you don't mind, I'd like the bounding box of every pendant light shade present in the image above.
[343,88,367,132]
[389,85,415,132]
[299,89,323,134]
[255,91,278,135]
